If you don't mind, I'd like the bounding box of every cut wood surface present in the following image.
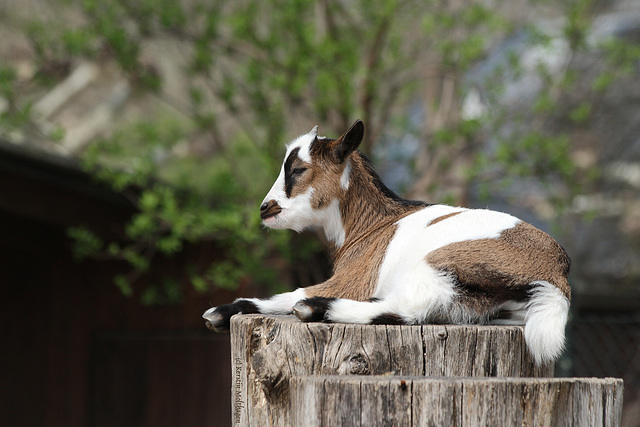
[290,376,624,427]
[229,314,553,426]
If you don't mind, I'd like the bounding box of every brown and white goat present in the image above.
[203,120,571,365]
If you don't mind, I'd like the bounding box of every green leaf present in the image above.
[569,102,591,124]
[114,275,134,297]
[67,227,103,260]
[592,72,615,92]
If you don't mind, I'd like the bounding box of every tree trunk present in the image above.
[229,314,553,426]
[290,376,624,427]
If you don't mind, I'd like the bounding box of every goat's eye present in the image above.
[291,167,307,177]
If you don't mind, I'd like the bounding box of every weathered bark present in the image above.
[290,376,624,427]
[229,314,553,426]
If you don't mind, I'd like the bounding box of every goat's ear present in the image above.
[332,120,364,163]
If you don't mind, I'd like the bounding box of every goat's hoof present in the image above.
[202,309,229,333]
[292,297,336,322]
[292,301,314,321]
[203,300,260,332]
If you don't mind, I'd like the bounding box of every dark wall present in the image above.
[0,142,236,426]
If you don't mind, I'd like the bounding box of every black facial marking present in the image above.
[284,147,301,198]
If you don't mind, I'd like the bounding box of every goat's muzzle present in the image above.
[260,200,282,220]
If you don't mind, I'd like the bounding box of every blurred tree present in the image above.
[1,0,635,302]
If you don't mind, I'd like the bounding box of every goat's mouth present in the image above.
[260,209,281,220]
[260,200,282,220]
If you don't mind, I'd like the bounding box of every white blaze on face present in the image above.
[262,125,317,204]
[260,126,317,230]
[292,125,316,162]
[260,126,346,247]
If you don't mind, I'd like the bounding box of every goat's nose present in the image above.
[260,199,282,220]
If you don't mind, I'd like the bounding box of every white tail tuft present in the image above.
[524,281,570,365]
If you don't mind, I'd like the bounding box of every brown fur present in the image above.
[304,224,398,300]
[426,221,571,316]
[287,143,347,210]
[428,211,463,226]
[288,157,313,198]
[302,147,424,301]
[286,126,570,309]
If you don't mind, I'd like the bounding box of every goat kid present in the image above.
[202,120,571,365]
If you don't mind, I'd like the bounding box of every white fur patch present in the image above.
[318,199,346,246]
[263,187,345,246]
[285,126,317,163]
[325,299,391,324]
[391,266,459,324]
[340,160,351,190]
[250,288,307,314]
[263,187,315,231]
[325,267,458,324]
[262,167,287,210]
[375,205,520,299]
[524,281,569,364]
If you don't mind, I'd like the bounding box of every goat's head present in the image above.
[260,120,364,242]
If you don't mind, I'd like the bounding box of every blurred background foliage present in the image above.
[1,0,639,303]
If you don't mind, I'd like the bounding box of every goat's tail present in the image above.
[524,281,570,365]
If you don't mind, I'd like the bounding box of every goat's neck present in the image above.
[330,157,425,256]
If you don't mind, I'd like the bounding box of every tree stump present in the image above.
[229,314,553,426]
[290,376,624,427]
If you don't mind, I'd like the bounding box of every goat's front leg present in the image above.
[290,277,380,323]
[202,288,307,332]
[292,297,407,325]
